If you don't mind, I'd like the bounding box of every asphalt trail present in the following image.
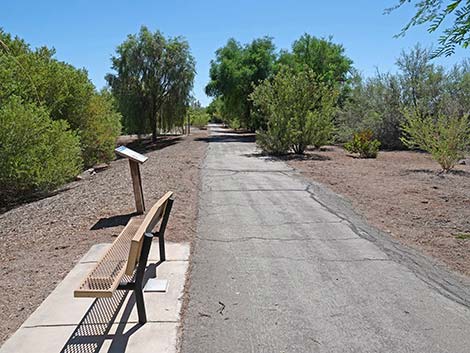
[181,125,470,353]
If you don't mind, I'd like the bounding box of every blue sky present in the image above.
[2,0,468,106]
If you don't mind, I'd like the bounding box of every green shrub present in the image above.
[250,67,337,155]
[0,30,122,169]
[256,120,291,155]
[228,117,241,130]
[344,130,381,158]
[308,108,336,149]
[0,98,82,203]
[401,110,470,172]
[190,110,210,129]
[80,93,122,167]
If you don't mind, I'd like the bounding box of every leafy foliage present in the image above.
[344,130,381,158]
[80,91,122,167]
[278,34,352,84]
[207,34,352,131]
[107,26,195,141]
[0,29,122,168]
[337,45,470,150]
[206,97,224,122]
[387,0,470,56]
[206,37,276,130]
[401,110,470,171]
[188,106,210,129]
[0,98,82,204]
[251,68,337,155]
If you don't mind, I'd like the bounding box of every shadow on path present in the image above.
[195,133,255,144]
[60,263,158,353]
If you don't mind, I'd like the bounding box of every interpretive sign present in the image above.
[115,145,148,164]
[115,146,148,214]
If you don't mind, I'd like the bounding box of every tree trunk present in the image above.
[151,99,157,143]
[152,123,157,143]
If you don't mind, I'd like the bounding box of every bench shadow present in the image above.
[91,212,140,230]
[60,263,160,353]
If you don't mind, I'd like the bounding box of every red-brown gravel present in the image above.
[0,130,207,344]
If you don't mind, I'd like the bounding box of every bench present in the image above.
[74,191,174,324]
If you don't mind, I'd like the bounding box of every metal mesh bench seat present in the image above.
[74,218,143,298]
[74,191,174,323]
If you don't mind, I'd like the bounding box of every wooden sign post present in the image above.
[115,146,148,214]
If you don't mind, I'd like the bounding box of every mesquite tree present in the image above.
[387,0,470,57]
[107,26,195,141]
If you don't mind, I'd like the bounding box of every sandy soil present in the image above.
[0,130,207,344]
[287,146,470,277]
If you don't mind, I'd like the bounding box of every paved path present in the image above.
[181,126,470,353]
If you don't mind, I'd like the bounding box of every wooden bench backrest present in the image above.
[125,191,173,275]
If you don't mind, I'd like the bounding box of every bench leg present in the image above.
[134,232,154,324]
[135,286,147,324]
[157,197,174,262]
[158,235,166,262]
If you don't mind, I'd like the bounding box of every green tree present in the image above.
[278,34,352,84]
[251,68,338,155]
[337,71,403,149]
[337,46,450,149]
[206,37,276,130]
[442,59,470,115]
[387,0,470,56]
[278,34,353,107]
[396,45,446,116]
[107,26,195,142]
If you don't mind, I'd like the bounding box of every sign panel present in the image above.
[115,146,148,164]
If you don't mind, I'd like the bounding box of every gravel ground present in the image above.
[0,130,207,344]
[287,146,470,276]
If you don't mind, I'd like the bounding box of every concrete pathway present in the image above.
[0,242,190,353]
[181,125,470,353]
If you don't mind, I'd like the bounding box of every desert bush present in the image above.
[80,92,122,167]
[256,118,291,155]
[344,130,381,158]
[192,112,210,129]
[251,68,337,155]
[0,29,121,168]
[337,46,460,150]
[401,110,470,172]
[228,117,241,130]
[189,109,210,129]
[0,98,82,203]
